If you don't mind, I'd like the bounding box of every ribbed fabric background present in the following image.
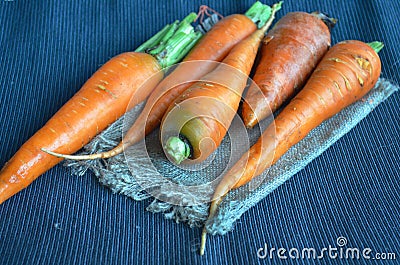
[0,1,399,264]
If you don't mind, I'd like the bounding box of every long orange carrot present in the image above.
[161,2,282,164]
[242,11,336,128]
[0,13,203,204]
[43,1,273,161]
[200,40,383,255]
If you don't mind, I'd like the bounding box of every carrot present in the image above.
[242,11,337,128]
[43,1,274,161]
[161,2,282,164]
[0,13,204,204]
[200,40,383,255]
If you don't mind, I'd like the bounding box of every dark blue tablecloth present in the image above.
[1,1,399,264]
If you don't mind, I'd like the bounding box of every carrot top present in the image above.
[135,13,203,68]
[368,41,384,53]
[245,1,274,28]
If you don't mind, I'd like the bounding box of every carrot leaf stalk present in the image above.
[135,12,202,68]
[368,41,384,53]
[245,1,282,28]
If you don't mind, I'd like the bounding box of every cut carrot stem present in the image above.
[368,41,384,53]
[245,1,272,27]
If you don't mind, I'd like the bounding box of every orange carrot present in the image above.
[0,13,203,204]
[161,2,282,164]
[200,40,383,255]
[42,1,273,161]
[242,11,336,128]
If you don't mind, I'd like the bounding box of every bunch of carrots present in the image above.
[0,1,384,256]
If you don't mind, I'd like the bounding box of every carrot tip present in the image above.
[40,148,118,160]
[41,148,67,159]
[200,227,207,255]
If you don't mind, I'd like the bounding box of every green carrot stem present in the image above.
[149,13,196,55]
[164,136,191,164]
[170,31,202,63]
[135,24,173,53]
[157,31,202,68]
[368,41,384,53]
[142,12,200,68]
[245,1,282,28]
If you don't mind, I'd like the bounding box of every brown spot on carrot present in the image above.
[49,128,57,134]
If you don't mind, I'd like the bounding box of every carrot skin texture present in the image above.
[242,12,332,128]
[216,40,381,196]
[0,52,162,204]
[121,14,257,148]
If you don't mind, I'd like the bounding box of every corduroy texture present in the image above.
[1,1,399,264]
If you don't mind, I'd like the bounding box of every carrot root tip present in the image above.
[200,227,207,256]
[40,148,119,160]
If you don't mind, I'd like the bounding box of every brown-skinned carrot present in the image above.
[42,1,274,161]
[0,13,204,204]
[242,11,337,128]
[200,40,383,255]
[161,2,282,165]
